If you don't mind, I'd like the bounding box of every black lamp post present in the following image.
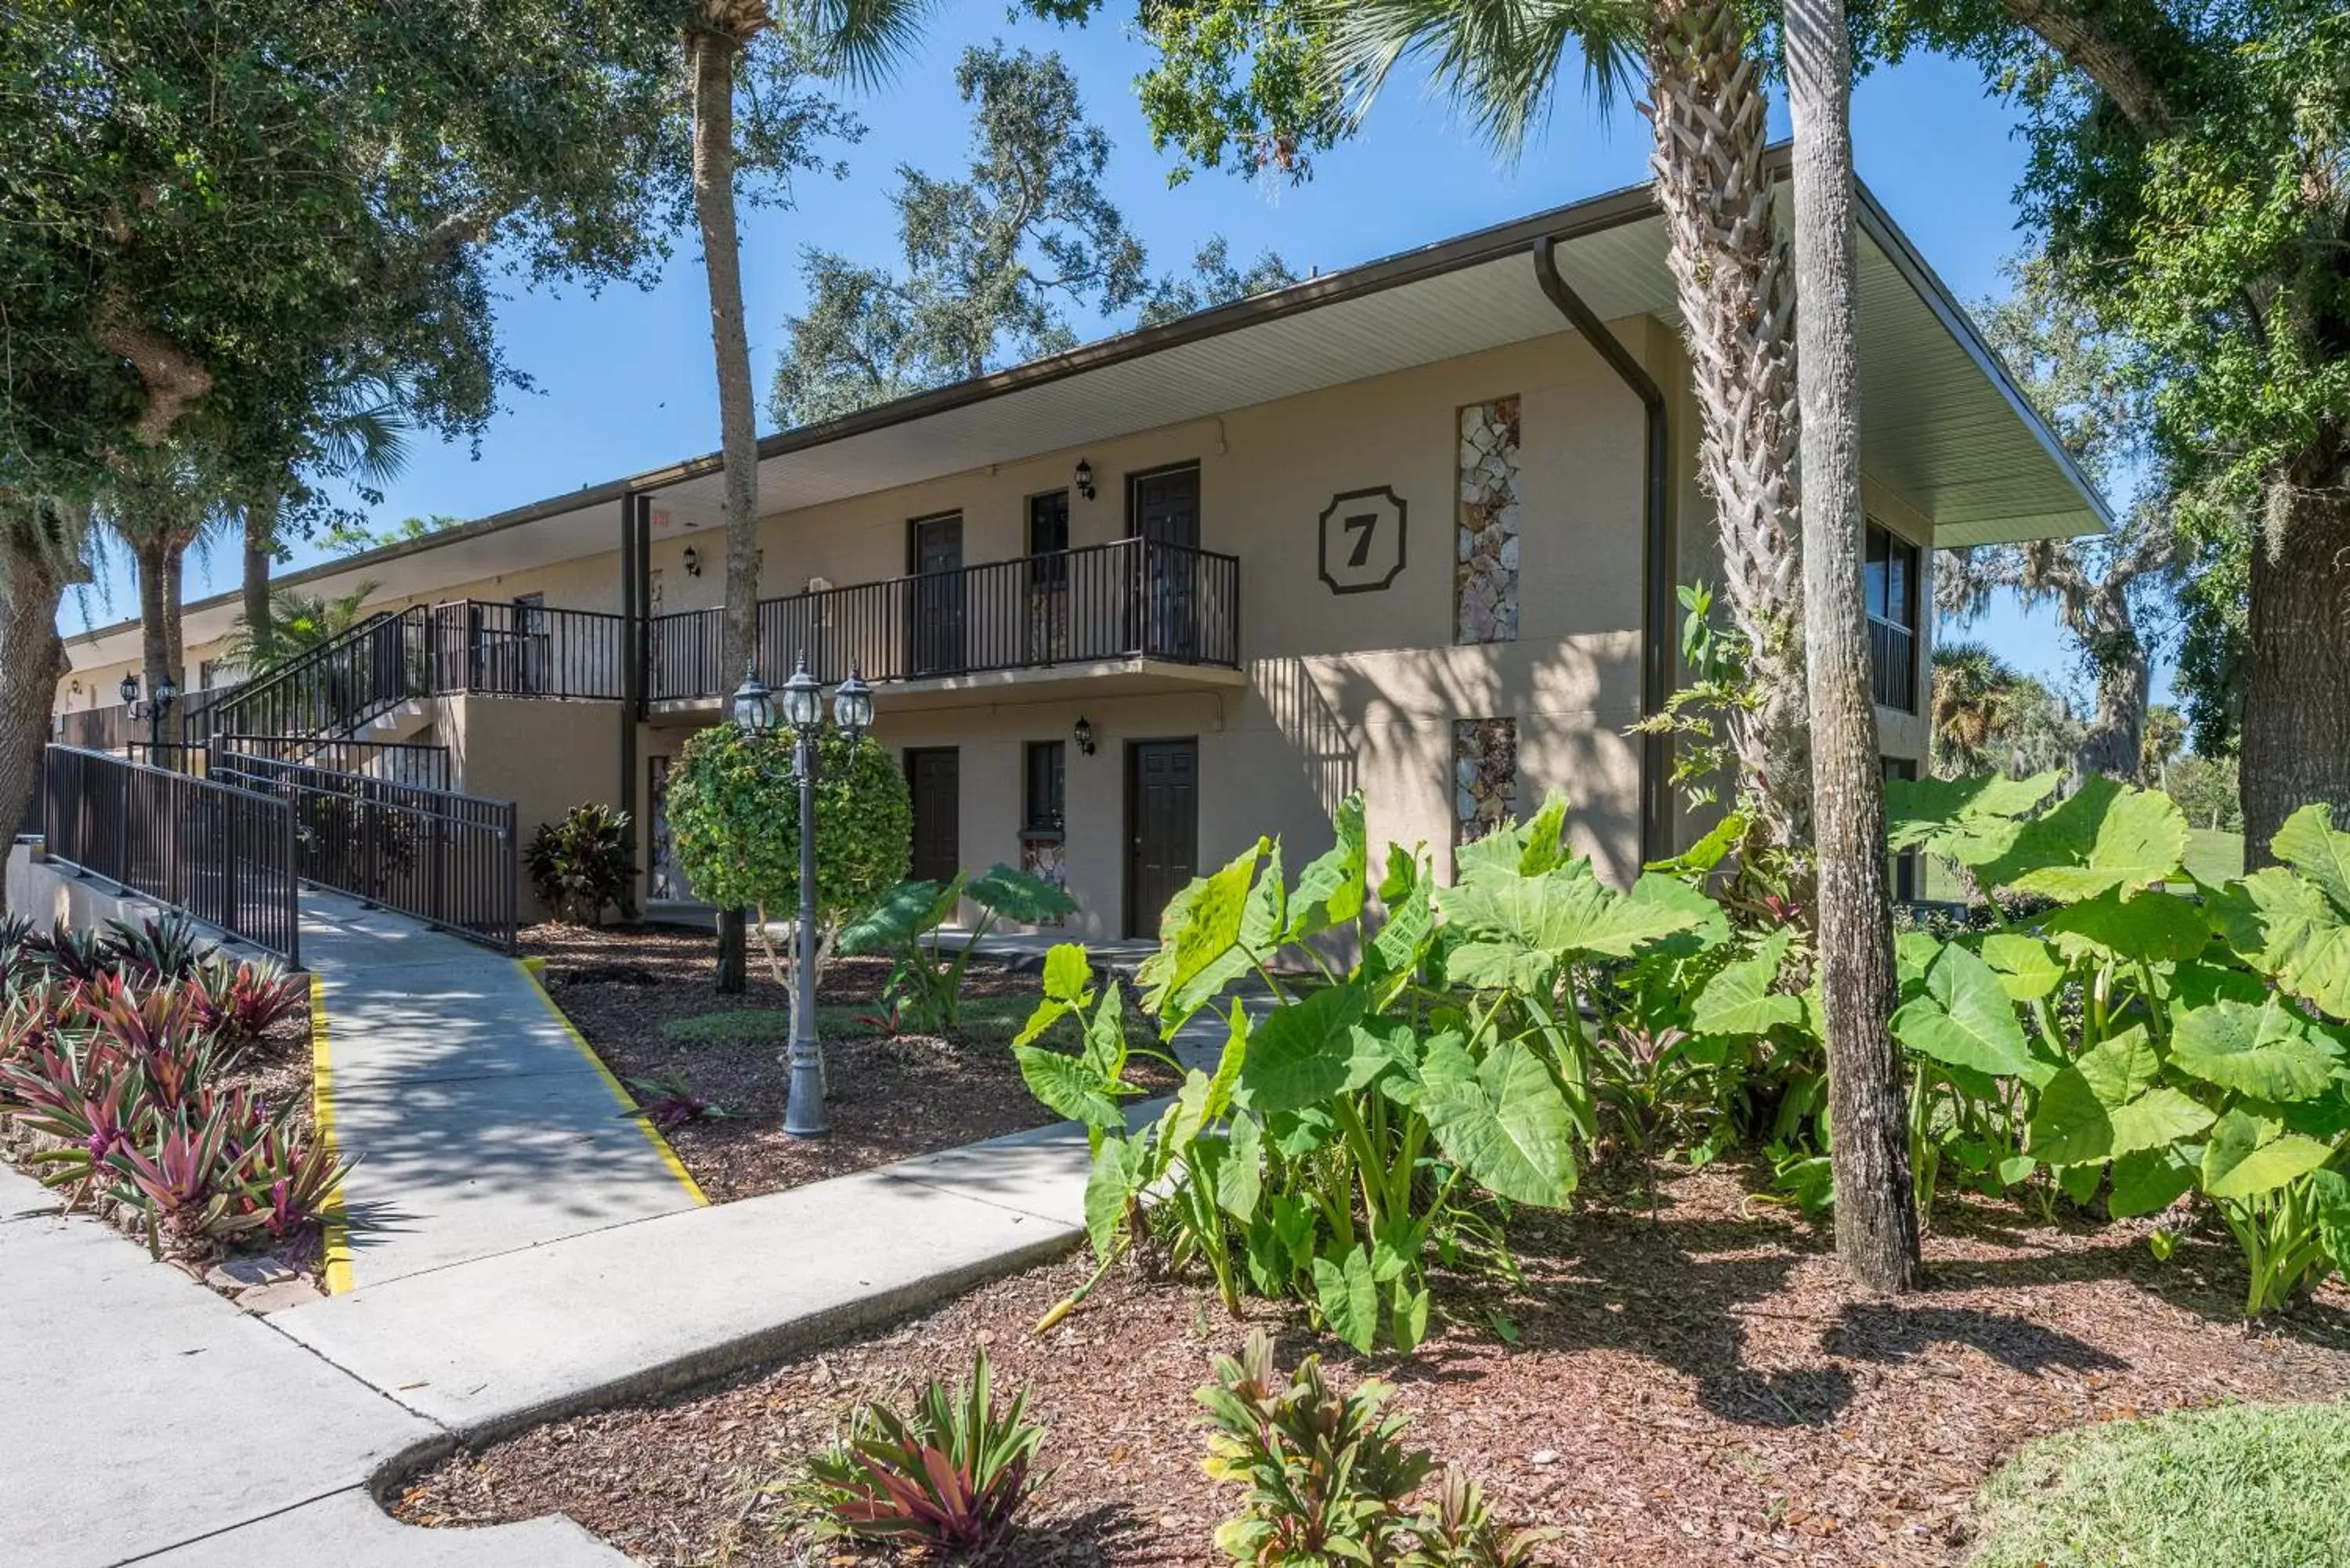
[731,654,873,1137]
[119,672,178,766]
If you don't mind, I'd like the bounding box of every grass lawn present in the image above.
[1969,1400,2350,1568]
[660,991,1068,1047]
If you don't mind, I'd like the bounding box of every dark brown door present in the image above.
[906,748,960,886]
[1126,739,1198,939]
[909,514,965,676]
[1128,464,1200,659]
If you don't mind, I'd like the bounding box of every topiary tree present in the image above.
[666,721,911,1012]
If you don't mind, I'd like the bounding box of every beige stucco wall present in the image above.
[440,695,626,919]
[628,323,1658,932]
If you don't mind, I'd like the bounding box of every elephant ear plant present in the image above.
[1885,776,2350,1315]
[838,864,1076,1031]
[1014,792,1720,1353]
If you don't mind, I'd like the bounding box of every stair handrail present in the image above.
[203,605,429,742]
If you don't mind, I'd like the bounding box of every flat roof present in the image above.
[68,151,2107,663]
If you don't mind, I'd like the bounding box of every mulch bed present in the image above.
[522,923,1171,1204]
[394,1161,2350,1566]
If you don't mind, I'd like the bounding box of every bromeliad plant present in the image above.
[0,923,345,1260]
[1198,1328,1554,1568]
[839,864,1077,1031]
[1885,775,2350,1314]
[1015,793,1729,1353]
[790,1346,1045,1559]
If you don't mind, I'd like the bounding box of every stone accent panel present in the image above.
[1455,397,1521,645]
[1454,717,1519,858]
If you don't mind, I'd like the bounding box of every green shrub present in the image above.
[667,721,909,928]
[525,803,637,927]
[838,864,1076,1030]
[790,1346,1043,1557]
[666,721,910,999]
[1968,1401,2350,1568]
[1200,1327,1432,1566]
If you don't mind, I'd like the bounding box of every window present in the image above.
[1865,523,1918,630]
[1024,739,1065,837]
[1865,522,1922,712]
[1028,491,1070,587]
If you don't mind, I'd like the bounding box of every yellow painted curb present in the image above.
[516,957,710,1206]
[308,974,356,1295]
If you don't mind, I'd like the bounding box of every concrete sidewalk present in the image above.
[274,1116,1096,1437]
[0,1165,624,1568]
[2,1110,1108,1564]
[303,891,703,1290]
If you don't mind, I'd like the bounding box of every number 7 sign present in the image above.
[1317,486,1408,594]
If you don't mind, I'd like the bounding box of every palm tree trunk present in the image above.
[2242,479,2350,866]
[1646,0,1808,842]
[135,537,172,706]
[0,551,68,893]
[243,497,278,670]
[1784,0,1922,1293]
[162,541,186,691]
[690,19,761,995]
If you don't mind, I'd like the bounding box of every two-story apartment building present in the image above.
[54,164,2107,938]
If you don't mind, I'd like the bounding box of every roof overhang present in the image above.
[69,153,2106,667]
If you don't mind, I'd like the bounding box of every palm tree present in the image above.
[99,444,219,710]
[218,584,380,677]
[1929,640,2020,777]
[1784,0,1921,1292]
[240,390,409,671]
[687,0,927,992]
[1329,0,1808,844]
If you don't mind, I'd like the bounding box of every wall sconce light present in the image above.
[1074,459,1096,501]
[682,545,703,577]
[1072,715,1096,757]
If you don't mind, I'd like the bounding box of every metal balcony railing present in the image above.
[645,536,1242,703]
[1869,617,1918,713]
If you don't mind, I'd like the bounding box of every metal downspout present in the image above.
[1531,236,1673,867]
[617,491,641,912]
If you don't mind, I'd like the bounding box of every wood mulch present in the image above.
[522,923,1170,1204]
[393,1161,2350,1566]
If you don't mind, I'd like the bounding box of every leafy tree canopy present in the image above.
[0,0,857,506]
[770,43,1295,427]
[666,721,912,928]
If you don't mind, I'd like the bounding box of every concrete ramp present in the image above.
[302,891,703,1292]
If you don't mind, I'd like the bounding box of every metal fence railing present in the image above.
[645,537,1242,702]
[39,745,301,963]
[208,735,451,791]
[425,601,625,701]
[211,751,516,952]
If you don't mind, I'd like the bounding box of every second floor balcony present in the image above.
[646,535,1242,705]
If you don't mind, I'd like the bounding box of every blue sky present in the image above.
[110,14,2146,707]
